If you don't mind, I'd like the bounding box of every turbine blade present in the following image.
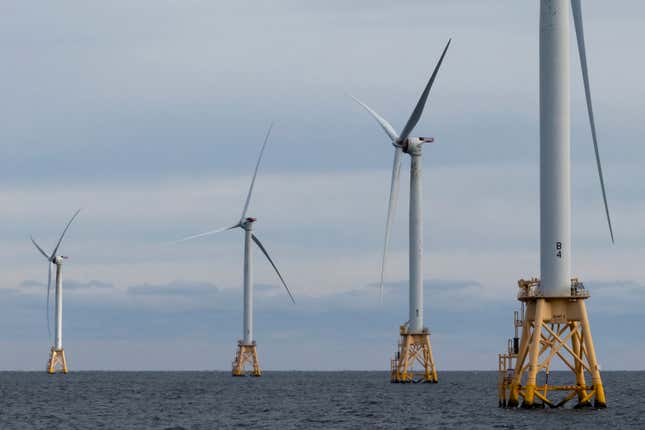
[47,263,52,342]
[379,147,402,302]
[240,123,274,222]
[30,236,50,261]
[172,224,239,244]
[398,39,451,142]
[252,233,295,304]
[349,95,399,142]
[51,209,81,257]
[572,0,614,243]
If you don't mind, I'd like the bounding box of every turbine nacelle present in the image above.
[241,217,257,228]
[397,137,435,154]
[53,256,67,264]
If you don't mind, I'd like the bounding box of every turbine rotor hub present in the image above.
[400,137,434,155]
[403,137,432,155]
[242,217,257,230]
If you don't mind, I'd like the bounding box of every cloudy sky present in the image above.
[1,1,643,370]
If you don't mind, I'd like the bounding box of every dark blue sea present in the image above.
[0,371,642,429]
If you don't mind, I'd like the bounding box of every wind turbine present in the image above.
[176,123,295,377]
[498,0,612,409]
[351,39,450,383]
[30,209,81,374]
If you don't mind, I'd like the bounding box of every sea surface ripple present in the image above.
[0,371,642,429]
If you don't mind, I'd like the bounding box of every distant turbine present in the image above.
[351,39,450,383]
[30,209,81,374]
[175,123,294,377]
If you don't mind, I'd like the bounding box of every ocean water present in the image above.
[0,371,643,429]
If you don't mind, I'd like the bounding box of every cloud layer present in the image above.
[1,277,642,370]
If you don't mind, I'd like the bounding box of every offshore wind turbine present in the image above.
[30,209,81,374]
[498,0,612,408]
[352,40,450,383]
[176,123,295,377]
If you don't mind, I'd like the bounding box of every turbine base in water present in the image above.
[390,325,437,383]
[498,278,606,409]
[47,347,68,374]
[232,340,261,377]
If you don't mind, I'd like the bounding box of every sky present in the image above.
[1,0,644,370]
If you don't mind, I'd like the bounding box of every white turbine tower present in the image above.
[30,209,81,374]
[352,40,450,383]
[498,0,612,409]
[176,123,295,377]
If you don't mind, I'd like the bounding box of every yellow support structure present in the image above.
[47,348,68,374]
[498,278,607,409]
[232,340,261,377]
[391,325,437,383]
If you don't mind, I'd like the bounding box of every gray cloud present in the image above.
[18,280,43,289]
[127,280,218,296]
[19,279,113,290]
[583,280,645,315]
[1,1,641,185]
[254,283,280,293]
[382,279,483,293]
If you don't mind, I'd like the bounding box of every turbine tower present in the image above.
[30,209,81,374]
[498,0,612,408]
[352,40,450,383]
[176,123,295,377]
